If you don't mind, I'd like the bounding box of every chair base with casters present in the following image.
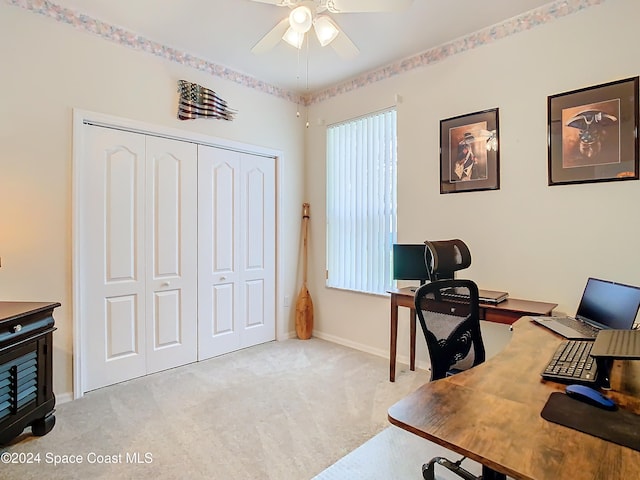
[423,457,507,480]
[423,456,478,480]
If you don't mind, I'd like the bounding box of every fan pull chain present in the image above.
[305,35,310,128]
[296,43,301,118]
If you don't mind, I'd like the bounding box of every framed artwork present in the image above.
[547,76,639,186]
[439,108,500,194]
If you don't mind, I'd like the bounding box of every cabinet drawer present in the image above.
[0,312,54,351]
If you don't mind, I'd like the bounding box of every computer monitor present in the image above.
[392,244,430,285]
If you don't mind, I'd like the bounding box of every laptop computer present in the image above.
[441,287,508,304]
[531,277,640,340]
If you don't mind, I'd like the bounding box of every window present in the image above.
[326,109,397,295]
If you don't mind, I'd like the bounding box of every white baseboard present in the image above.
[312,330,430,372]
[312,330,388,357]
[277,329,298,341]
[56,391,74,405]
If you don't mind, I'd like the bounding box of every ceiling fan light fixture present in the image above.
[313,16,339,46]
[289,5,313,33]
[282,26,305,49]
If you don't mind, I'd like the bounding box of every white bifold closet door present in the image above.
[82,125,198,392]
[197,145,276,360]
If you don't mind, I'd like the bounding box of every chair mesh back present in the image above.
[420,309,476,371]
[415,279,485,381]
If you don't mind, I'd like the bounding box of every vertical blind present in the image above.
[326,109,397,295]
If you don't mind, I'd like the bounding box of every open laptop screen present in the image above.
[576,278,640,329]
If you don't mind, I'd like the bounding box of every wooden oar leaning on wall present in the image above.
[295,203,314,340]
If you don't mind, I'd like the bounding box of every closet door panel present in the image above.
[83,126,146,391]
[213,162,236,274]
[198,145,241,359]
[145,136,198,373]
[105,153,138,281]
[212,283,235,334]
[239,153,276,347]
[105,295,139,359]
[153,290,181,346]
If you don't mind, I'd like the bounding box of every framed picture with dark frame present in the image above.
[439,108,500,194]
[547,76,639,186]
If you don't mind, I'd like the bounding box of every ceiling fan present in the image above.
[250,0,413,59]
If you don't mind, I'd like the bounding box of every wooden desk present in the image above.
[388,287,556,381]
[388,317,640,480]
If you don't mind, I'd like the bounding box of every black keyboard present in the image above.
[541,340,599,384]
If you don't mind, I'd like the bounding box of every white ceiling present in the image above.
[49,0,553,94]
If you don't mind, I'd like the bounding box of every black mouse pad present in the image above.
[541,392,640,451]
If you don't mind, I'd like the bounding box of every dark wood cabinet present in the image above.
[0,302,59,444]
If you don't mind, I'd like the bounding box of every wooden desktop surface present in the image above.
[388,317,640,480]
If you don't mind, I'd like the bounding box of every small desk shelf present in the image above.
[388,287,556,381]
[0,302,59,444]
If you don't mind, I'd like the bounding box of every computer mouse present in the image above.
[565,384,617,411]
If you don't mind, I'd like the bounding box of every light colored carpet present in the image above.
[1,337,432,479]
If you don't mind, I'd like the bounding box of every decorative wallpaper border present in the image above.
[306,0,605,105]
[6,0,303,104]
[8,0,604,106]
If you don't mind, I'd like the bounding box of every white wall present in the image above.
[0,4,305,399]
[305,0,640,364]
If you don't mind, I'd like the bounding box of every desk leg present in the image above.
[390,295,398,382]
[482,465,506,480]
[410,307,416,371]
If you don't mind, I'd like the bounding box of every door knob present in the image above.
[162,281,171,287]
[220,276,227,281]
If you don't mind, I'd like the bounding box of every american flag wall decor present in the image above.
[177,80,237,121]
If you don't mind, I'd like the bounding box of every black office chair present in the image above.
[421,239,481,380]
[415,240,492,480]
[415,278,485,384]
[415,279,486,480]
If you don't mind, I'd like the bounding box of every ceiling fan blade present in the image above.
[249,0,288,5]
[328,0,412,13]
[251,18,290,54]
[330,29,359,60]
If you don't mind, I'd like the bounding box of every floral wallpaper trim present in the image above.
[9,0,603,106]
[7,0,303,104]
[303,0,605,105]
